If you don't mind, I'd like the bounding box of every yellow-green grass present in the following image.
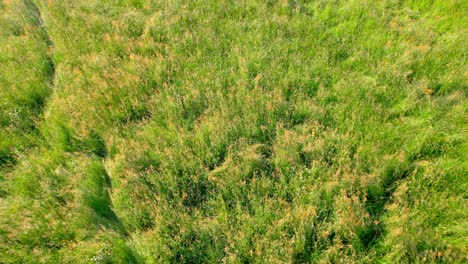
[0,0,466,263]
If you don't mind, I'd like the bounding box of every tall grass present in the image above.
[0,0,466,263]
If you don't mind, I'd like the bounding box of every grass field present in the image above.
[0,0,467,263]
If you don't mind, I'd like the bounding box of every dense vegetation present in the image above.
[0,0,466,263]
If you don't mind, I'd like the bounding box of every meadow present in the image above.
[0,0,466,263]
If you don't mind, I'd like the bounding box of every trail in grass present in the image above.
[24,0,56,98]
[28,0,131,237]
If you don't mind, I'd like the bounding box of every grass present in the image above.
[0,0,52,171]
[0,0,467,263]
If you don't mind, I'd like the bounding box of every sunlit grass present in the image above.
[0,0,466,263]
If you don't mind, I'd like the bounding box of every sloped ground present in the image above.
[0,0,466,263]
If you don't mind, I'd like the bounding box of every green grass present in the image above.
[0,0,466,263]
[0,0,52,171]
